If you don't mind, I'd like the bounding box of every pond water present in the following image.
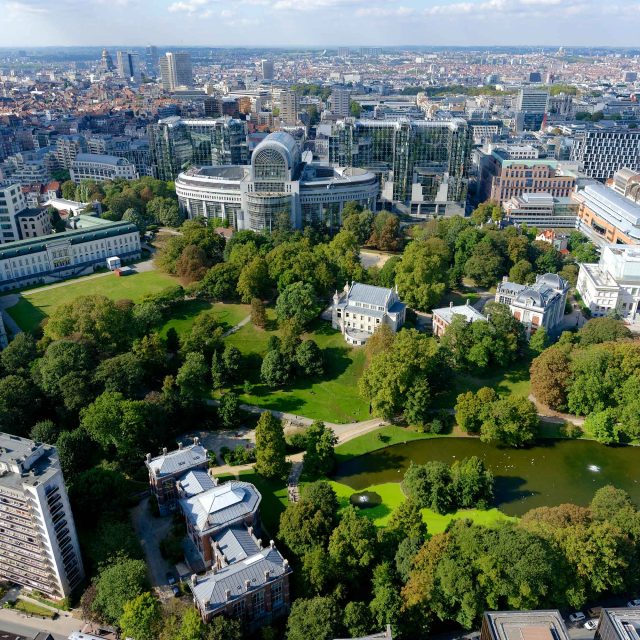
[333,437,640,516]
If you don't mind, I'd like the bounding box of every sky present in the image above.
[1,0,640,48]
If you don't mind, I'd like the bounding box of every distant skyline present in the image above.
[2,0,640,49]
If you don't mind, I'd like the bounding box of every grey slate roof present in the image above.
[191,546,289,613]
[74,153,128,166]
[432,303,486,325]
[214,525,260,564]
[180,480,261,533]
[147,444,208,478]
[179,469,215,497]
[348,282,393,308]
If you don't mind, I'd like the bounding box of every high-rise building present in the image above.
[570,124,640,181]
[100,48,115,73]
[330,85,351,118]
[0,181,26,243]
[159,52,193,92]
[0,432,85,599]
[261,59,274,81]
[515,88,549,132]
[116,51,141,83]
[145,45,159,75]
[148,116,249,181]
[279,90,299,126]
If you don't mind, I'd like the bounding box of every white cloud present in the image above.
[4,0,49,12]
[355,6,415,17]
[168,0,210,15]
[423,0,592,17]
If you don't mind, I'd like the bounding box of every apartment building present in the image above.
[431,300,487,338]
[481,610,570,640]
[570,124,640,180]
[479,151,577,205]
[16,207,52,239]
[595,608,640,640]
[0,181,26,243]
[0,432,84,599]
[70,154,138,184]
[54,135,87,170]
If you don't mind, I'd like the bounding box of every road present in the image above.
[0,607,84,640]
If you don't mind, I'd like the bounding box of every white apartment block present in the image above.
[0,182,26,243]
[0,432,84,599]
[70,154,138,184]
[330,86,351,118]
[16,207,52,239]
[0,215,141,291]
[577,245,640,322]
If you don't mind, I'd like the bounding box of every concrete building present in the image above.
[70,154,138,184]
[115,51,140,83]
[570,124,640,181]
[330,86,352,118]
[144,438,209,516]
[481,610,570,640]
[260,59,274,81]
[54,135,87,170]
[331,281,406,345]
[0,432,84,599]
[0,216,141,291]
[573,182,640,247]
[611,167,640,203]
[0,181,26,243]
[279,90,299,126]
[16,207,52,239]
[160,52,193,91]
[503,193,578,227]
[495,273,569,338]
[577,244,640,321]
[479,151,577,205]
[595,608,640,640]
[515,88,549,132]
[175,131,378,231]
[432,300,487,338]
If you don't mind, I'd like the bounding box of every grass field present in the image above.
[14,600,56,618]
[160,300,250,338]
[226,318,370,424]
[5,270,178,333]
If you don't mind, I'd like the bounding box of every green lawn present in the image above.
[439,290,481,307]
[335,426,438,463]
[14,600,56,618]
[5,270,178,333]
[226,319,370,424]
[329,479,515,531]
[160,300,250,338]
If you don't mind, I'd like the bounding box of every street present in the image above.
[0,607,83,640]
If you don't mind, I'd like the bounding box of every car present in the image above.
[569,612,586,623]
[166,572,176,586]
[627,599,640,608]
[584,620,598,631]
[171,585,180,597]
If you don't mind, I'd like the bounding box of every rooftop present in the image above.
[600,608,640,640]
[483,610,570,640]
[146,441,208,478]
[347,282,397,308]
[0,432,60,490]
[433,301,487,325]
[73,153,130,166]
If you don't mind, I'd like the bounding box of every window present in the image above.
[232,599,245,617]
[271,581,283,607]
[252,590,265,617]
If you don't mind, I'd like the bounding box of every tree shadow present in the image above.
[493,475,538,506]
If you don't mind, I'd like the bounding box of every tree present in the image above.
[529,327,550,354]
[251,298,267,327]
[118,592,161,640]
[303,422,337,478]
[286,596,341,640]
[61,179,76,200]
[450,456,493,509]
[464,251,504,288]
[402,461,453,514]
[276,281,319,327]
[368,211,402,251]
[584,408,621,444]
[591,485,634,521]
[471,201,502,225]
[295,339,324,377]
[92,556,148,624]
[237,256,271,303]
[222,345,242,382]
[377,256,401,288]
[530,345,572,411]
[200,263,240,301]
[0,332,36,374]
[254,411,289,480]
[455,387,496,433]
[175,244,212,284]
[94,352,145,396]
[403,376,432,427]
[480,396,538,447]
[279,481,338,554]
[261,349,290,387]
[30,419,60,444]
[146,196,183,227]
[176,352,208,405]
[509,259,534,284]
[0,375,40,436]
[180,313,224,359]
[370,562,403,631]
[218,392,240,429]
[395,536,423,583]
[578,317,632,346]
[123,207,152,235]
[132,301,163,335]
[203,616,243,640]
[343,601,372,638]
[56,428,97,477]
[387,498,428,541]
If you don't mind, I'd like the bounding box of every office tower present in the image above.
[159,52,193,92]
[515,88,549,132]
[204,96,222,118]
[330,85,351,118]
[528,72,542,83]
[570,124,640,181]
[116,51,141,83]
[0,181,26,243]
[279,90,299,126]
[0,432,85,599]
[338,47,350,58]
[54,134,87,169]
[148,116,249,181]
[145,45,159,75]
[261,59,274,81]
[100,48,115,72]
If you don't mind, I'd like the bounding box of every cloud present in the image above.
[422,0,590,17]
[168,0,211,15]
[3,0,49,12]
[355,5,415,17]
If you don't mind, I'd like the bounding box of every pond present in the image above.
[333,437,640,516]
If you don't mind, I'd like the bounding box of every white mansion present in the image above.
[331,281,406,345]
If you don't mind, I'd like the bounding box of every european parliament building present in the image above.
[175,131,378,231]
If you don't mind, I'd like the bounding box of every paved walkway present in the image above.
[222,314,251,338]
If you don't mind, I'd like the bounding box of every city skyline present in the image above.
[2,0,640,48]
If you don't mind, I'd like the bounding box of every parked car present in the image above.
[587,608,602,619]
[627,599,640,608]
[569,612,586,623]
[166,572,176,586]
[584,620,598,631]
[171,585,181,597]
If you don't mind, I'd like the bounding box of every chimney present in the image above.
[264,569,270,581]
[283,559,289,570]
[449,301,453,308]
[145,453,151,462]
[257,538,262,548]
[245,579,251,591]
[269,540,275,549]
[191,573,198,585]
[248,526,253,536]
[178,442,183,450]
[225,589,231,601]
[466,299,470,306]
[162,447,168,455]
[193,436,200,446]
[503,275,509,283]
[213,476,219,486]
